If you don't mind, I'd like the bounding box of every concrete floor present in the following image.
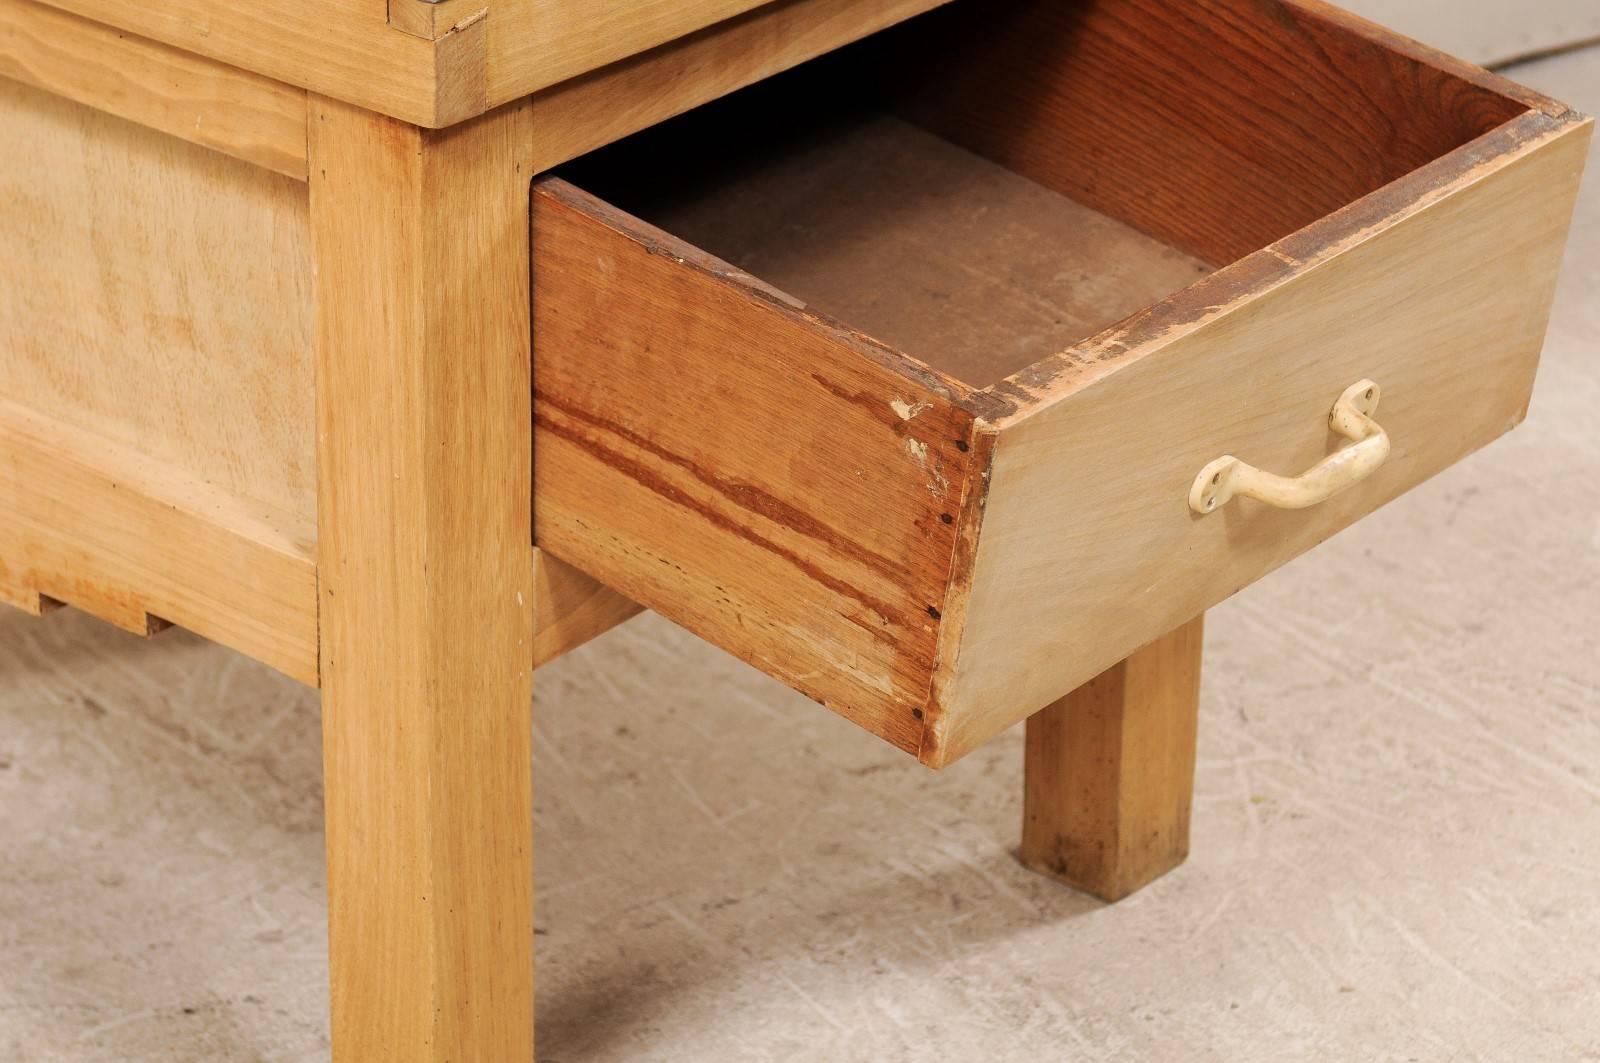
[3,8,1599,1063]
[1340,0,1600,68]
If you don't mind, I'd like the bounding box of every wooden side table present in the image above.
[1,0,1588,1057]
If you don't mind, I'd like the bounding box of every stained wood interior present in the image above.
[558,0,1532,388]
[565,112,1208,388]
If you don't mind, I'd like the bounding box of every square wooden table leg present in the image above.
[1020,615,1204,902]
[310,96,536,1061]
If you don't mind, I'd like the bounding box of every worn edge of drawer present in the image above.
[923,107,1594,767]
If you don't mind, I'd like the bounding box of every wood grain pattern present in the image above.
[929,111,1592,765]
[1021,616,1204,901]
[568,110,1212,387]
[311,96,535,1061]
[0,77,317,526]
[0,65,630,678]
[0,487,633,686]
[488,0,775,106]
[29,0,442,123]
[892,0,1534,265]
[0,399,317,679]
[533,550,642,665]
[519,0,952,174]
[29,0,952,128]
[387,0,476,40]
[0,0,309,177]
[532,178,981,754]
[0,71,625,677]
[0,575,58,617]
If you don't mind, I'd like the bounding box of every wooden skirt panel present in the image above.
[0,78,318,523]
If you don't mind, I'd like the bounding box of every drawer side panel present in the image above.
[532,179,980,751]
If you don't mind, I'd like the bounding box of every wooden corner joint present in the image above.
[386,0,484,40]
[384,0,490,126]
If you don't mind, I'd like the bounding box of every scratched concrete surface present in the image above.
[3,17,1599,1063]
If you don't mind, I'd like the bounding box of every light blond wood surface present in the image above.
[0,571,58,616]
[534,552,643,666]
[0,77,317,526]
[31,0,441,124]
[310,95,537,1060]
[29,0,953,128]
[0,72,316,673]
[1021,615,1204,901]
[0,66,632,681]
[0,460,624,687]
[5,0,950,166]
[488,0,775,110]
[894,0,1543,269]
[520,0,954,174]
[0,399,318,680]
[386,0,472,40]
[932,110,1592,765]
[0,0,309,178]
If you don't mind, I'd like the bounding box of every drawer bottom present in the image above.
[566,112,1214,388]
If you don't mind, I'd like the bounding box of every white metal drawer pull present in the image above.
[1189,380,1389,514]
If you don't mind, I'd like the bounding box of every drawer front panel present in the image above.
[931,114,1591,763]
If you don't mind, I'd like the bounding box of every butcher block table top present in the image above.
[10,0,955,127]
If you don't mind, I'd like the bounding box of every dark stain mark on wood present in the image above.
[537,401,916,643]
[538,390,941,587]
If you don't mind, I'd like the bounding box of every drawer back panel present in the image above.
[889,0,1531,266]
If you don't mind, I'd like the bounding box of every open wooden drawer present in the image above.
[531,0,1590,767]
